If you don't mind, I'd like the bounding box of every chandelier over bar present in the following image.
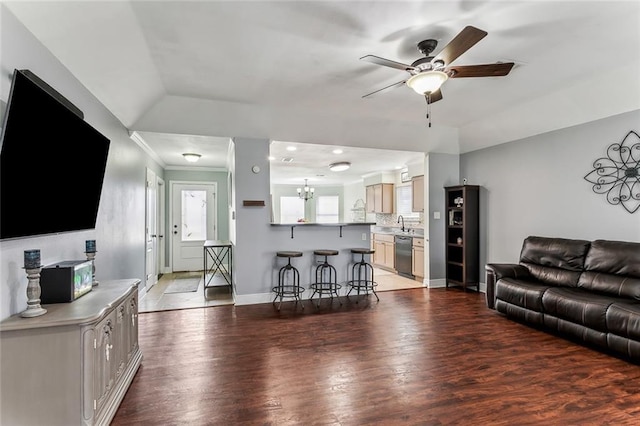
[297,179,314,201]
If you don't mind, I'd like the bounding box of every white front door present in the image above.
[171,182,217,272]
[145,169,159,290]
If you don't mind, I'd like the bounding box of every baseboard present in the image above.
[234,292,274,305]
[427,278,447,288]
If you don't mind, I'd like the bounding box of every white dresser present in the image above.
[0,279,142,426]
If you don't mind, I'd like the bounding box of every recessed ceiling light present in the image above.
[268,156,275,161]
[332,149,343,154]
[286,146,297,151]
[329,161,351,172]
[395,165,403,170]
[182,153,201,163]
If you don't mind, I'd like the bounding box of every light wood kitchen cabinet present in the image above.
[366,185,375,213]
[1,279,141,426]
[366,183,394,213]
[412,237,425,279]
[411,175,424,212]
[372,233,395,270]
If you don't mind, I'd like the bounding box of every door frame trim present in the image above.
[144,168,159,292]
[168,180,218,272]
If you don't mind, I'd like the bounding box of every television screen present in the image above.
[0,69,110,240]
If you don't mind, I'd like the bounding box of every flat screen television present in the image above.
[0,69,110,240]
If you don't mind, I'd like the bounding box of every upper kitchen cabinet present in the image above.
[366,183,394,213]
[411,175,424,212]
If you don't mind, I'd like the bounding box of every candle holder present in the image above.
[21,266,47,318]
[85,251,99,287]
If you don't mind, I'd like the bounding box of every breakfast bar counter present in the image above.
[271,222,376,238]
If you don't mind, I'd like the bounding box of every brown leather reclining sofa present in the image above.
[485,236,640,360]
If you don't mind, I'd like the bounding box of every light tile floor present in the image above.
[139,268,423,313]
[374,267,425,291]
[139,271,234,313]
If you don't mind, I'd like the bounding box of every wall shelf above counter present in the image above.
[271,222,376,239]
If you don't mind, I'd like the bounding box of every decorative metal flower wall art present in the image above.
[584,130,640,214]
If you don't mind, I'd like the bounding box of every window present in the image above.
[316,195,339,223]
[396,185,419,218]
[181,190,207,241]
[280,196,304,223]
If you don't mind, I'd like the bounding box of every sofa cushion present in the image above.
[606,302,640,341]
[542,287,628,332]
[495,278,551,311]
[519,236,591,287]
[578,272,640,300]
[584,240,640,277]
[578,240,640,299]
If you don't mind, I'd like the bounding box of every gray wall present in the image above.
[460,109,640,281]
[0,7,162,319]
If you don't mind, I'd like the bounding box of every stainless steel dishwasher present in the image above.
[394,235,414,279]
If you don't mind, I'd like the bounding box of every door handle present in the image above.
[173,230,178,235]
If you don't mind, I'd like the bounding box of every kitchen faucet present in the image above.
[397,215,405,232]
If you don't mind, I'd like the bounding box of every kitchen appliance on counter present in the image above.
[394,235,414,279]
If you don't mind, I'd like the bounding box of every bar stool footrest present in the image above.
[309,282,342,292]
[347,280,377,289]
[272,285,305,296]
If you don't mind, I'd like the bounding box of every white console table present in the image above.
[0,279,142,426]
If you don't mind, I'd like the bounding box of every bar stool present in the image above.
[347,248,379,302]
[309,249,342,308]
[272,251,305,310]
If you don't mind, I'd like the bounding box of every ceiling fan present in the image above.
[360,26,514,107]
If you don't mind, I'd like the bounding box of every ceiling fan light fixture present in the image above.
[182,153,201,163]
[407,71,448,95]
[329,161,351,172]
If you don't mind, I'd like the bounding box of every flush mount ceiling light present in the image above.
[329,161,351,172]
[332,149,343,154]
[182,153,201,163]
[406,71,449,96]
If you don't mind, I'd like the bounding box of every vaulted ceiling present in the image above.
[5,1,640,180]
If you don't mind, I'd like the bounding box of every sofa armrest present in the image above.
[485,264,531,309]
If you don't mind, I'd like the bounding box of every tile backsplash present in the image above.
[376,213,423,226]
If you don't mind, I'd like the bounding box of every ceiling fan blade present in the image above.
[432,26,488,66]
[447,62,515,78]
[362,79,407,98]
[360,55,415,72]
[425,89,443,104]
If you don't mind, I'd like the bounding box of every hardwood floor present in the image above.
[113,288,640,425]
